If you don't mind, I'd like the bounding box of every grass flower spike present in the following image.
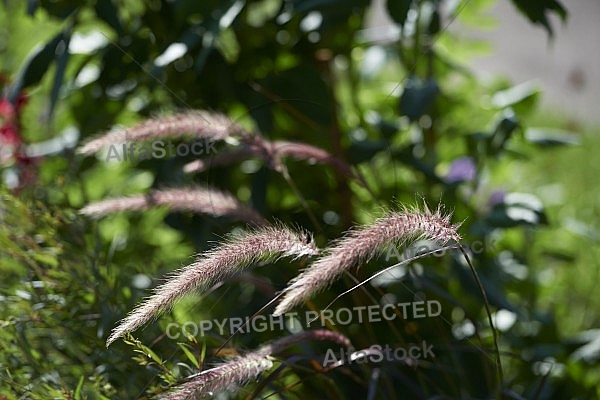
[106,225,317,346]
[77,111,244,155]
[274,206,461,316]
[80,187,266,225]
[158,329,351,400]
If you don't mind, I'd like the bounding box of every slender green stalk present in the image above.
[458,245,504,393]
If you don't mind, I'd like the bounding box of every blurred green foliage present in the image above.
[1,0,599,399]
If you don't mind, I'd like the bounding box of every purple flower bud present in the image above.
[488,190,506,207]
[446,157,476,183]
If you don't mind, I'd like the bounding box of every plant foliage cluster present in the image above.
[1,0,598,399]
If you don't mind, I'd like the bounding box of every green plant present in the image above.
[2,0,599,399]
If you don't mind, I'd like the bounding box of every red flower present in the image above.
[0,74,37,190]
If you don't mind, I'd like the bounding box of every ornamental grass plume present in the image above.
[274,205,462,316]
[268,140,355,178]
[183,147,256,173]
[183,137,356,180]
[77,111,246,155]
[106,225,318,346]
[79,187,266,225]
[158,329,351,400]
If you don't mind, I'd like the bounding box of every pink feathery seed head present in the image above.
[79,187,267,225]
[78,196,149,217]
[158,329,350,400]
[77,111,246,155]
[158,354,273,400]
[274,206,461,316]
[152,187,267,225]
[269,140,355,177]
[106,225,317,346]
[182,137,357,182]
[264,329,352,355]
[183,147,256,174]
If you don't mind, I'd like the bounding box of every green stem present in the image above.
[458,245,504,395]
[280,163,323,232]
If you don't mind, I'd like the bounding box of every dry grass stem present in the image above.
[106,226,317,346]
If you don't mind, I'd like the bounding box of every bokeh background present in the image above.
[1,0,599,399]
